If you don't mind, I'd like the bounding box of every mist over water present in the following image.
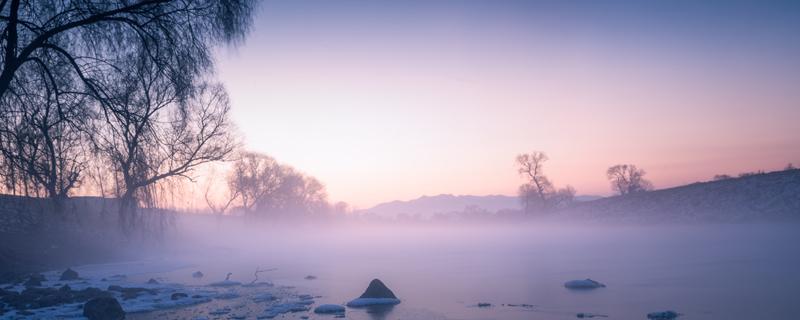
[147,218,800,320]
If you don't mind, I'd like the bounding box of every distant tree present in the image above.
[516,152,554,213]
[227,152,284,213]
[714,174,733,181]
[332,201,350,215]
[226,151,330,217]
[551,185,576,209]
[738,170,764,178]
[606,164,653,195]
[516,151,576,213]
[203,166,240,217]
[713,174,733,181]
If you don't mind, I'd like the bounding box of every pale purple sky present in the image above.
[214,0,800,208]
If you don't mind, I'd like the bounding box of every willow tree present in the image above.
[93,53,236,232]
[0,52,90,212]
[0,0,256,101]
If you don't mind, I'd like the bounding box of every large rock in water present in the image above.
[60,268,79,281]
[346,279,401,307]
[83,297,125,320]
[564,278,606,289]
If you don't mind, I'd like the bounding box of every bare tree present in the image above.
[516,151,554,213]
[203,166,239,216]
[93,53,236,232]
[0,54,90,211]
[606,164,653,195]
[226,151,330,217]
[551,185,576,209]
[227,152,284,213]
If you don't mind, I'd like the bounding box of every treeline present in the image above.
[0,1,260,232]
[515,151,652,214]
[203,152,346,218]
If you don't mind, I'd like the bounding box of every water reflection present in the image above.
[363,304,396,320]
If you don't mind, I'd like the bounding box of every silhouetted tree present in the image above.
[227,152,284,213]
[606,164,653,195]
[551,185,576,209]
[713,174,732,181]
[516,151,575,213]
[203,166,239,217]
[516,151,553,213]
[226,151,330,217]
[0,54,90,211]
[0,0,256,101]
[94,54,236,232]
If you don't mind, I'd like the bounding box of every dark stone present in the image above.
[477,302,491,308]
[170,292,188,300]
[60,268,80,281]
[23,274,45,287]
[358,279,397,299]
[192,271,204,278]
[59,285,71,292]
[83,297,125,320]
[647,311,679,319]
[304,275,317,280]
[146,278,159,285]
[0,286,106,310]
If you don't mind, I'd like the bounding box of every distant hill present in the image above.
[361,193,602,218]
[557,169,800,223]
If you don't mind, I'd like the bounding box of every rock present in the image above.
[192,271,204,278]
[24,274,45,287]
[346,278,401,307]
[171,292,188,300]
[477,302,492,307]
[359,279,397,299]
[314,304,345,314]
[83,297,125,320]
[304,275,317,280]
[59,284,72,292]
[146,278,159,284]
[647,310,679,319]
[564,279,606,289]
[60,268,80,281]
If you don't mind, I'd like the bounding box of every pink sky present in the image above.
[213,1,800,208]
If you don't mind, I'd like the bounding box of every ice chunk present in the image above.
[647,310,679,319]
[252,292,276,303]
[314,304,345,314]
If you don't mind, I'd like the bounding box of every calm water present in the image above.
[140,222,800,320]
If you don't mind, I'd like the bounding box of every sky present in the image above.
[214,0,800,209]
